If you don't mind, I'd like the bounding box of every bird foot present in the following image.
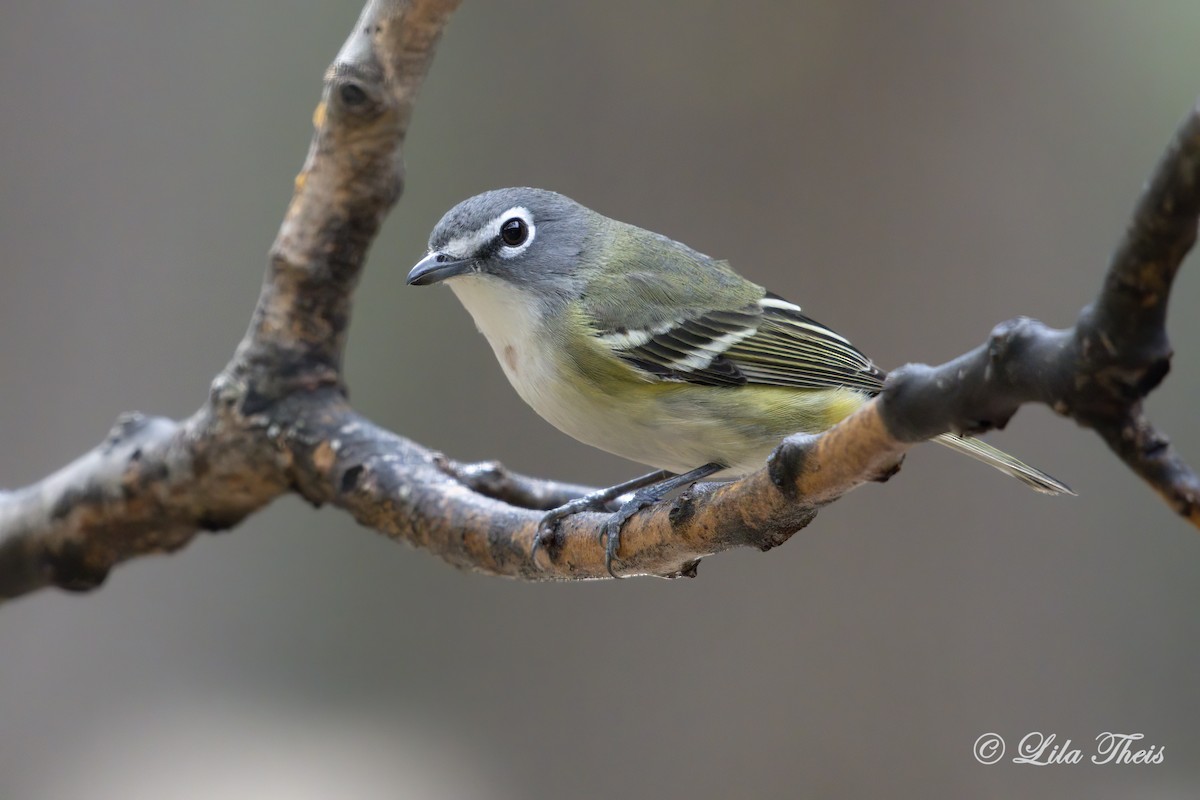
[530,489,656,578]
[529,464,721,578]
[599,490,663,579]
[531,491,621,570]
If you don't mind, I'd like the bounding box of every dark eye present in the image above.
[500,217,528,247]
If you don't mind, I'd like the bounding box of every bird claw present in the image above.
[601,517,622,579]
[528,464,720,578]
[530,512,565,569]
[531,492,646,579]
[600,493,661,579]
[530,492,615,571]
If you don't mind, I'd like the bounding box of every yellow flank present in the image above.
[816,386,869,426]
[647,382,869,440]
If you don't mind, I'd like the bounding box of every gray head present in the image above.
[407,188,593,297]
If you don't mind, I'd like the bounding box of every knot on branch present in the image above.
[767,433,819,501]
[985,316,1044,367]
[45,538,110,593]
[326,63,391,124]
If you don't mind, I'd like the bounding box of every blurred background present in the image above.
[3,1,1200,797]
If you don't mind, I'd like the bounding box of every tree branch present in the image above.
[0,0,465,601]
[1,3,1197,601]
[877,102,1200,520]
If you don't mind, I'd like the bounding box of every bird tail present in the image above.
[933,433,1075,496]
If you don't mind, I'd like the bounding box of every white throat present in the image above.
[449,274,541,346]
[446,275,556,399]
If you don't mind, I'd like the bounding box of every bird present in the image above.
[407,187,1071,576]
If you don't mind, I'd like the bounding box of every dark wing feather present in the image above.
[597,292,885,393]
[606,310,755,386]
[725,295,885,393]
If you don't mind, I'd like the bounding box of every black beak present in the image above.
[406,252,473,286]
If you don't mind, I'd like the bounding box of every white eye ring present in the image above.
[495,206,535,258]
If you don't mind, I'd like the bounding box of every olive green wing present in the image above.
[585,282,885,393]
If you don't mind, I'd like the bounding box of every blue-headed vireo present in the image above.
[408,188,1071,576]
